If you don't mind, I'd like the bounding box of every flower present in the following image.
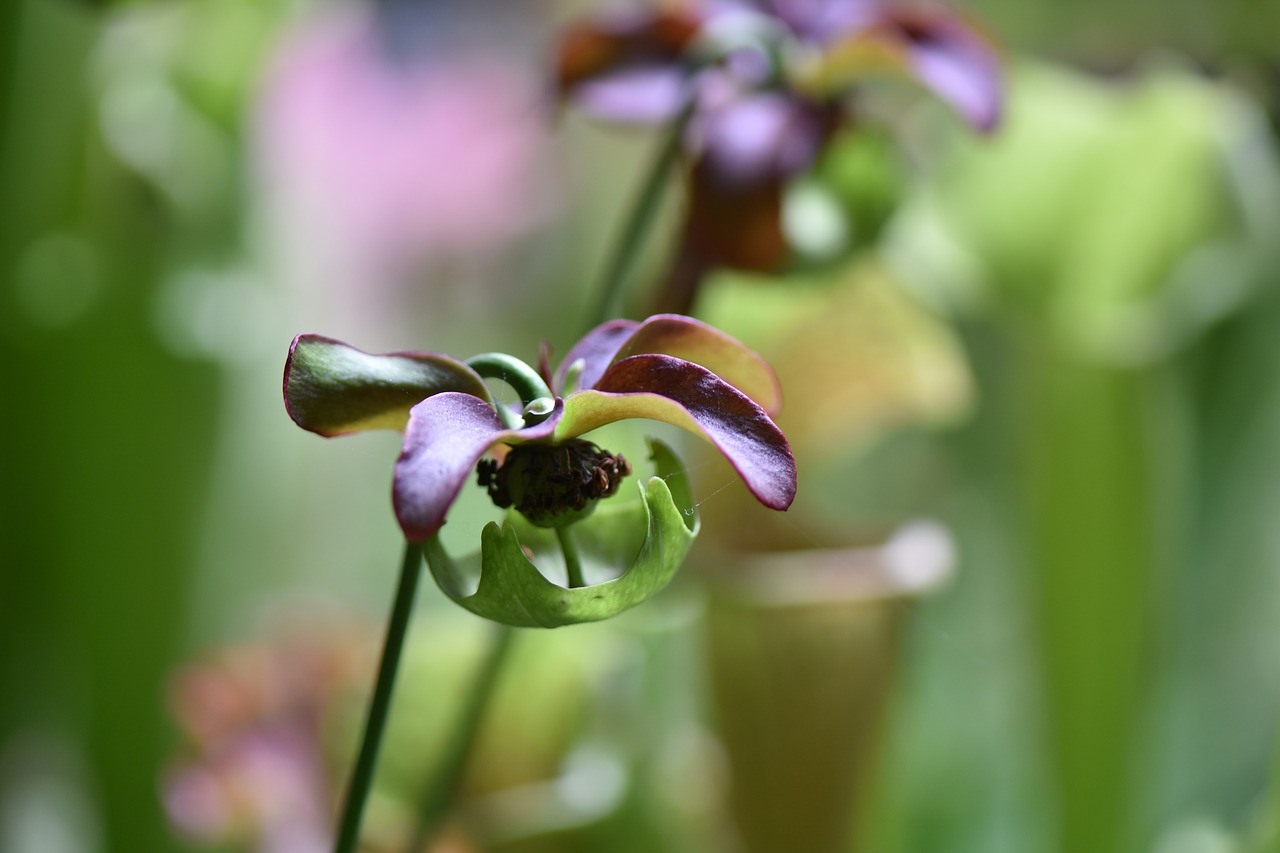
[162,618,371,853]
[284,314,796,542]
[556,0,1004,279]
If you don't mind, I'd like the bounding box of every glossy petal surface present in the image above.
[284,334,490,436]
[393,394,561,541]
[561,355,796,510]
[424,440,698,627]
[553,319,639,394]
[559,315,782,413]
[613,314,783,414]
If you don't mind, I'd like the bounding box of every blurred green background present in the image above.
[3,0,1280,851]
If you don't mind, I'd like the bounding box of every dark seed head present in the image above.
[476,439,632,528]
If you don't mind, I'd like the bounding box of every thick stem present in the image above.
[408,624,516,851]
[557,525,587,589]
[588,104,693,326]
[332,541,424,853]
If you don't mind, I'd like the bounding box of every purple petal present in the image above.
[393,394,562,540]
[766,0,881,41]
[849,11,1002,133]
[572,65,694,124]
[553,319,640,394]
[560,355,796,510]
[557,9,702,125]
[694,89,832,188]
[611,314,782,414]
[896,14,1003,132]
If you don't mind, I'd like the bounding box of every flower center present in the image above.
[476,440,632,528]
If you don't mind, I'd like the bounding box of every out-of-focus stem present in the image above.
[589,104,692,326]
[409,624,516,851]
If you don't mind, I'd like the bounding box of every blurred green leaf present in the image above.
[882,60,1280,853]
[899,61,1279,363]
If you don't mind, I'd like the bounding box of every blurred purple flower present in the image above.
[557,0,1003,277]
[255,6,556,280]
[163,621,371,852]
[165,727,330,853]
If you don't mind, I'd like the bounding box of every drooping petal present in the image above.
[796,8,1004,132]
[695,89,834,187]
[556,9,703,124]
[559,355,796,510]
[610,314,782,414]
[392,394,562,541]
[876,9,1004,132]
[284,334,491,436]
[553,319,640,394]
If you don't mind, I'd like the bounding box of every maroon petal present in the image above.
[680,90,839,273]
[557,9,702,124]
[611,314,782,414]
[571,354,796,510]
[392,394,562,541]
[553,319,640,394]
[682,155,788,272]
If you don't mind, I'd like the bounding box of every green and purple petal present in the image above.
[392,394,563,541]
[558,354,796,510]
[284,334,491,436]
[558,314,783,414]
[610,314,783,414]
[553,319,640,394]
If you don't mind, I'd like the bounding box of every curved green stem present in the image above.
[557,525,587,589]
[466,353,553,407]
[333,541,424,853]
[589,103,694,326]
[408,624,516,851]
